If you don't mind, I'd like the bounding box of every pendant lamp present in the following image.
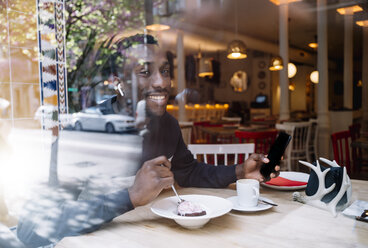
[198,58,214,78]
[227,0,247,60]
[145,0,170,31]
[227,40,247,59]
[269,56,284,71]
[198,48,213,78]
[310,70,319,84]
[288,62,297,78]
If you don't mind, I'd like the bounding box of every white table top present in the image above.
[56,180,368,248]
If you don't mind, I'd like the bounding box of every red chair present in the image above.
[331,130,352,175]
[235,130,278,154]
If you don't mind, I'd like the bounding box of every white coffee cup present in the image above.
[236,179,260,207]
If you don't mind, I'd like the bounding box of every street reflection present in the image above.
[72,107,135,133]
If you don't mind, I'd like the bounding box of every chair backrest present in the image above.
[179,121,193,145]
[235,130,278,154]
[185,105,195,121]
[275,123,295,170]
[192,121,211,144]
[307,119,318,162]
[349,123,361,141]
[331,130,351,175]
[349,123,363,172]
[282,122,311,152]
[222,117,242,124]
[188,143,255,166]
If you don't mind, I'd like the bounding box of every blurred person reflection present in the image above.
[15,34,280,248]
[174,88,200,105]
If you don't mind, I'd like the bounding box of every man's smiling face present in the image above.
[128,44,171,117]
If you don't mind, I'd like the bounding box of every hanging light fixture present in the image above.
[288,82,296,91]
[145,0,170,32]
[288,62,297,78]
[198,47,213,78]
[269,56,284,71]
[227,40,247,59]
[198,59,213,78]
[308,35,318,49]
[310,70,319,84]
[227,0,247,60]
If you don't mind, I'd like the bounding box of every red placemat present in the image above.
[265,176,308,187]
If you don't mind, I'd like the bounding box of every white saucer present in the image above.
[227,196,274,212]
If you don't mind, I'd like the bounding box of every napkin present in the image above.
[342,200,368,218]
[265,176,307,187]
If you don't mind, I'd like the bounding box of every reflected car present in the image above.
[72,107,135,133]
[34,105,73,129]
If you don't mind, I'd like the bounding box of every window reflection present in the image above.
[0,0,367,247]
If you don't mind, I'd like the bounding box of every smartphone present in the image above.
[260,131,291,179]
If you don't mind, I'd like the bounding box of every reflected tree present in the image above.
[65,0,169,112]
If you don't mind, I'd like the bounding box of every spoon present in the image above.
[165,156,184,203]
[258,199,278,206]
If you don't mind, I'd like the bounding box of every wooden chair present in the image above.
[276,122,311,171]
[191,121,210,144]
[275,123,295,171]
[235,130,278,154]
[179,121,193,145]
[331,130,352,175]
[348,123,367,176]
[188,143,255,165]
[307,119,318,162]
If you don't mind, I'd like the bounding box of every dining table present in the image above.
[55,180,368,248]
[200,125,273,144]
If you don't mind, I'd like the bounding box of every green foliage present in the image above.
[65,0,146,85]
[65,0,150,111]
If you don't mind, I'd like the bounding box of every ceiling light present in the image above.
[308,42,318,49]
[197,48,213,78]
[269,56,284,71]
[336,5,363,15]
[289,82,296,91]
[356,20,368,27]
[269,0,301,5]
[227,40,247,59]
[310,70,319,84]
[288,63,297,78]
[198,58,214,78]
[146,24,170,31]
[145,0,170,32]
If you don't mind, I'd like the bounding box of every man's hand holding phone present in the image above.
[236,131,290,182]
[235,153,280,182]
[260,131,291,180]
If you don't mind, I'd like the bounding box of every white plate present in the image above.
[151,194,232,229]
[227,196,274,212]
[261,171,309,190]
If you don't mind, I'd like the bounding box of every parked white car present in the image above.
[72,107,135,133]
[34,105,72,129]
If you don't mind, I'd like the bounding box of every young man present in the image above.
[101,33,279,207]
[15,34,279,247]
